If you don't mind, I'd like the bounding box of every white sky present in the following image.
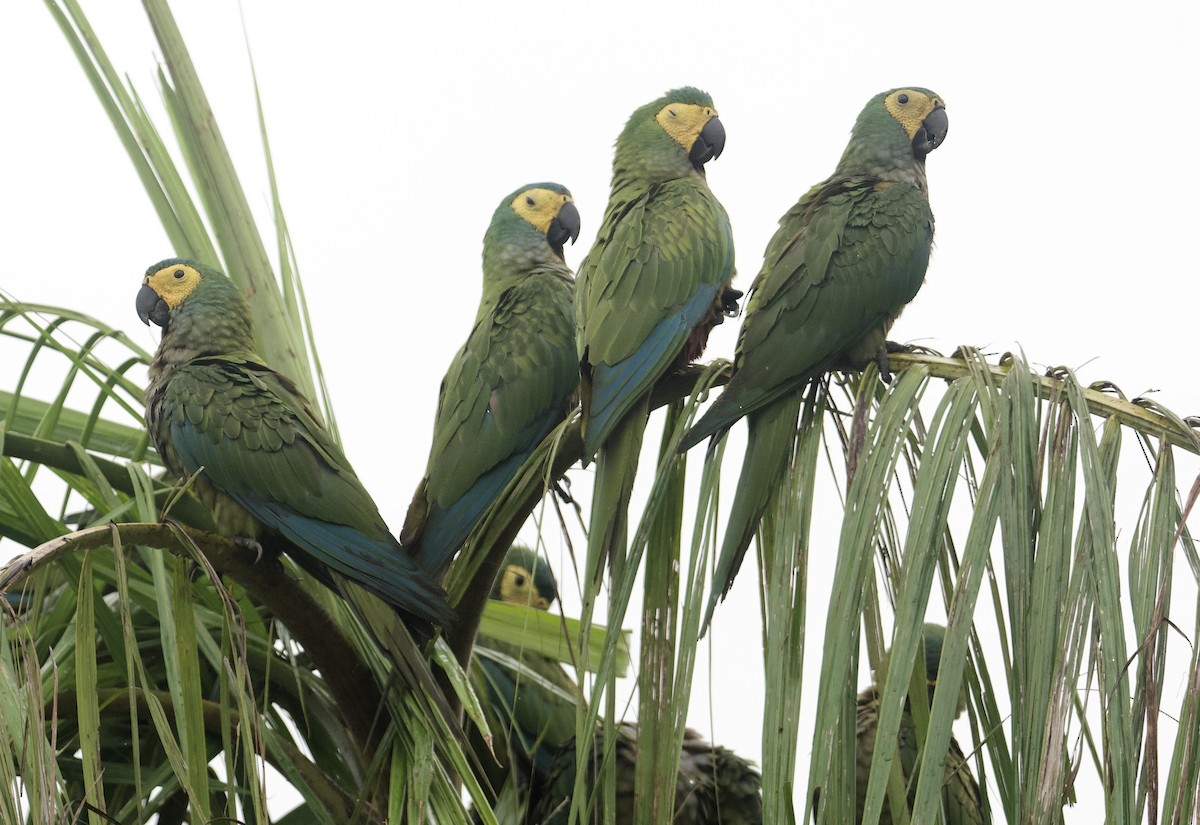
[3,1,1199,820]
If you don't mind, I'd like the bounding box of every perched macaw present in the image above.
[575,86,736,565]
[138,258,452,632]
[838,624,988,824]
[402,184,580,574]
[471,545,577,807]
[678,88,948,627]
[473,546,762,824]
[533,722,763,825]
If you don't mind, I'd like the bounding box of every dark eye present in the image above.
[526,196,535,207]
[174,269,185,279]
[668,108,677,117]
[514,574,526,587]
[897,93,909,105]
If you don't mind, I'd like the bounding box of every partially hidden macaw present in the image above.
[678,88,948,628]
[402,184,580,574]
[138,259,452,632]
[831,623,987,824]
[576,87,736,568]
[471,544,577,806]
[473,546,763,824]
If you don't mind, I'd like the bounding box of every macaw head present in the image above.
[492,544,558,610]
[137,258,252,350]
[486,182,581,271]
[614,86,726,183]
[838,87,948,175]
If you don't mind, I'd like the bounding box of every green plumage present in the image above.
[473,547,762,824]
[680,88,948,628]
[839,624,988,824]
[404,184,579,573]
[575,86,735,568]
[139,258,451,631]
[532,724,763,825]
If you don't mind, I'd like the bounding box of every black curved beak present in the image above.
[912,104,948,160]
[689,115,726,169]
[137,283,171,329]
[547,201,581,259]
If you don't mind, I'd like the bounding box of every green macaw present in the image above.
[533,723,763,825]
[576,86,736,567]
[402,184,580,574]
[837,624,988,824]
[473,547,762,824]
[678,88,948,627]
[471,545,578,814]
[138,259,452,632]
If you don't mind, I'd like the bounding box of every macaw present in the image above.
[473,546,762,824]
[138,258,452,632]
[842,624,988,824]
[575,86,736,567]
[402,184,580,574]
[678,88,948,627]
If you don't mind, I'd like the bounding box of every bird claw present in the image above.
[553,478,574,505]
[875,347,893,384]
[233,536,265,564]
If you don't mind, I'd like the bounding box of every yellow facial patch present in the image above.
[144,262,203,308]
[511,188,573,235]
[655,102,716,152]
[884,90,944,139]
[498,563,551,609]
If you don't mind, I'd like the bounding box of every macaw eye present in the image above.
[668,108,677,117]
[174,269,185,279]
[897,93,909,105]
[526,196,535,207]
[514,574,526,587]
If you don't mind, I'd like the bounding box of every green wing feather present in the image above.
[410,268,576,571]
[163,356,452,628]
[683,177,932,447]
[578,177,733,455]
[428,272,575,501]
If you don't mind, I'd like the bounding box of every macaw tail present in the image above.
[701,391,803,634]
[585,396,650,585]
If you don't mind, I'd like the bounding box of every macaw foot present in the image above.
[874,346,893,384]
[719,285,744,317]
[232,536,265,564]
[553,477,575,505]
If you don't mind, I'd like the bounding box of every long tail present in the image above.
[701,391,803,633]
[585,395,650,585]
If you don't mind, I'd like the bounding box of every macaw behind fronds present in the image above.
[575,86,736,569]
[403,184,580,574]
[138,258,452,633]
[835,623,987,824]
[471,545,578,814]
[532,723,763,825]
[679,88,948,629]
[473,547,762,824]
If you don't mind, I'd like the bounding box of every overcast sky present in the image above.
[3,1,1198,819]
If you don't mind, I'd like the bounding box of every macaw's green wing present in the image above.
[682,177,932,448]
[413,271,576,571]
[165,357,452,628]
[476,640,578,780]
[578,178,733,455]
[943,736,989,825]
